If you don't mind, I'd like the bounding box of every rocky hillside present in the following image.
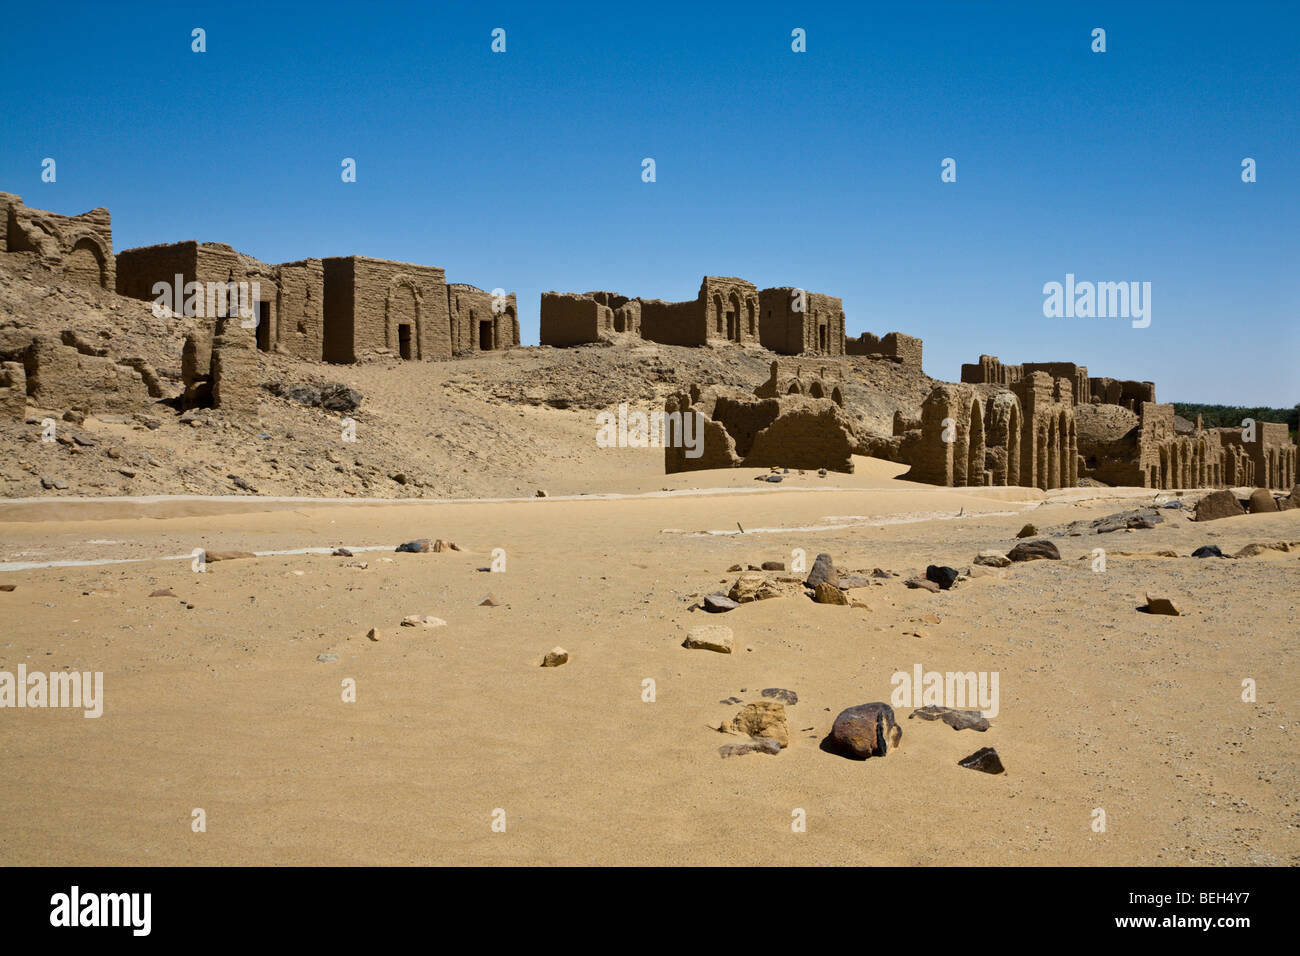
[0,257,937,500]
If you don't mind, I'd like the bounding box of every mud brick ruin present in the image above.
[542,276,846,355]
[1,188,1294,489]
[116,246,518,367]
[961,354,1155,411]
[665,361,856,474]
[1,192,115,291]
[902,353,1297,491]
[902,373,1078,489]
[846,331,923,368]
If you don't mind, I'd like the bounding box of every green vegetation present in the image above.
[1171,403,1298,442]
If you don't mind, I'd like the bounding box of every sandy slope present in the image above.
[0,465,1296,865]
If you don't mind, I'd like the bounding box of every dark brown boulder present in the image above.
[831,702,902,758]
[1194,490,1245,522]
[959,747,1005,774]
[1007,539,1060,562]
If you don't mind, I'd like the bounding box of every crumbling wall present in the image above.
[540,292,605,346]
[1,331,151,415]
[664,384,855,474]
[0,360,26,420]
[848,331,922,368]
[1089,377,1155,411]
[759,288,846,355]
[640,298,705,346]
[275,259,325,361]
[1,192,115,290]
[753,359,845,406]
[902,383,988,487]
[209,315,260,419]
[447,284,517,353]
[700,277,761,346]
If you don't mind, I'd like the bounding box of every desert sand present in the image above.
[1,457,1295,866]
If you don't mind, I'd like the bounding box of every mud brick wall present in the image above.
[699,276,760,346]
[115,240,200,304]
[275,259,324,361]
[448,284,517,353]
[540,292,604,346]
[0,360,25,420]
[2,192,115,290]
[640,298,705,346]
[22,335,151,414]
[848,331,921,367]
[322,256,450,362]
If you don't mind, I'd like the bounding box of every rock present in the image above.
[765,474,783,483]
[1126,515,1157,530]
[203,550,256,562]
[366,627,383,641]
[974,549,1011,568]
[904,576,941,593]
[721,701,789,748]
[702,593,740,613]
[760,561,785,571]
[761,688,798,705]
[683,624,733,653]
[1278,494,1295,511]
[401,615,446,628]
[316,653,339,663]
[332,547,354,557]
[535,489,548,497]
[230,475,256,492]
[148,589,175,598]
[967,565,1002,579]
[40,476,55,489]
[319,382,362,413]
[1016,523,1037,538]
[804,552,837,589]
[1194,489,1245,522]
[285,385,321,406]
[909,705,989,732]
[727,564,743,572]
[835,573,871,589]
[396,539,431,553]
[431,539,455,553]
[719,736,783,758]
[1007,540,1060,562]
[1143,593,1181,616]
[1248,488,1279,513]
[477,594,502,607]
[727,571,796,603]
[958,747,1005,774]
[61,409,85,424]
[1234,541,1290,558]
[0,584,15,592]
[925,565,959,590]
[1191,545,1225,558]
[830,702,902,758]
[541,647,569,667]
[813,581,849,605]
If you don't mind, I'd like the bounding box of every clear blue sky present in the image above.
[2,1,1296,405]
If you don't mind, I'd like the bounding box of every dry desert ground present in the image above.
[1,457,1296,866]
